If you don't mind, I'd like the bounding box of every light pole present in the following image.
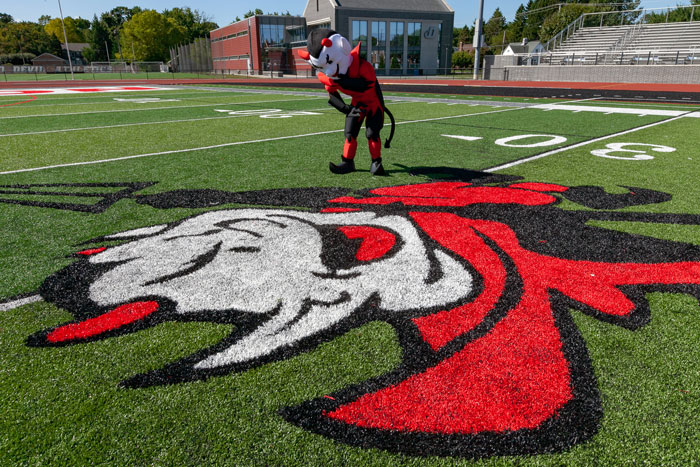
[473,0,485,80]
[57,0,74,80]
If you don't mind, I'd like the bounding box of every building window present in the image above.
[371,21,386,72]
[407,22,421,70]
[260,23,285,47]
[390,22,404,74]
[287,25,307,46]
[352,20,368,59]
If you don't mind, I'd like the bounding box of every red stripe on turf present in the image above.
[0,95,37,107]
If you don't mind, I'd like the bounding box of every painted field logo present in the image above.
[24,179,700,458]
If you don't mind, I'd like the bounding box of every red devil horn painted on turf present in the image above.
[321,38,333,48]
[298,50,310,60]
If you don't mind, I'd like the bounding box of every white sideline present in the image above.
[486,110,700,172]
[0,106,524,176]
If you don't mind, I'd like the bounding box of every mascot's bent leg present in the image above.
[366,110,386,176]
[330,113,363,174]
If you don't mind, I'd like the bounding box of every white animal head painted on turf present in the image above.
[300,30,353,79]
[88,209,473,369]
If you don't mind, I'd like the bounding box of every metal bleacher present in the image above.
[534,6,700,66]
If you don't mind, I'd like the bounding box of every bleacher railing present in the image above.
[512,48,699,67]
[544,5,699,53]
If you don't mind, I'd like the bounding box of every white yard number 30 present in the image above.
[591,143,676,160]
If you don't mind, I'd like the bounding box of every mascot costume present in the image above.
[298,29,395,175]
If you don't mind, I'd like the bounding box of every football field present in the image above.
[1,84,700,464]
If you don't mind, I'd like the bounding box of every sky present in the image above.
[1,0,688,29]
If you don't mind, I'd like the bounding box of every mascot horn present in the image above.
[298,28,395,176]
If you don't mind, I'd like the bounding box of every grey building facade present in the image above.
[303,0,454,75]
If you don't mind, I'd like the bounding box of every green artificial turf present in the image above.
[1,86,699,465]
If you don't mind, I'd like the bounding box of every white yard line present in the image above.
[0,129,347,175]
[0,108,335,138]
[4,97,651,176]
[531,103,700,118]
[0,106,524,176]
[486,110,700,173]
[0,92,264,109]
[0,96,325,120]
[0,101,415,138]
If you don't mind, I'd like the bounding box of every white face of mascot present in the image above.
[298,28,353,79]
[84,209,473,368]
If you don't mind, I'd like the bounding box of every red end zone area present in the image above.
[3,78,700,94]
[0,85,172,96]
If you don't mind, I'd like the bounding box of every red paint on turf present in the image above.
[324,182,700,435]
[76,247,107,256]
[410,214,506,351]
[0,95,37,107]
[320,208,361,213]
[47,301,159,343]
[330,182,559,207]
[338,226,396,261]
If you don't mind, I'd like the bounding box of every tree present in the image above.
[0,21,61,56]
[74,17,91,35]
[244,9,263,18]
[451,50,474,68]
[0,13,13,24]
[163,7,218,42]
[522,0,557,41]
[453,25,472,48]
[44,17,86,43]
[38,15,51,26]
[120,10,185,61]
[540,4,596,42]
[390,55,400,69]
[100,7,143,59]
[83,14,111,63]
[515,0,641,41]
[100,6,142,38]
[484,8,507,52]
[506,5,526,42]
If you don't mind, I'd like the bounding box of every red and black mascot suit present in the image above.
[299,29,395,175]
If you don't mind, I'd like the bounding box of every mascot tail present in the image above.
[375,81,395,149]
[383,106,395,149]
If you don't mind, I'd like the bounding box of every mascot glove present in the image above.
[347,105,364,118]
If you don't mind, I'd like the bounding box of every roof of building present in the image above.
[506,40,542,54]
[333,0,453,13]
[60,43,90,52]
[32,53,66,63]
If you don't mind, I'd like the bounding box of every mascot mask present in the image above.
[298,29,353,79]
